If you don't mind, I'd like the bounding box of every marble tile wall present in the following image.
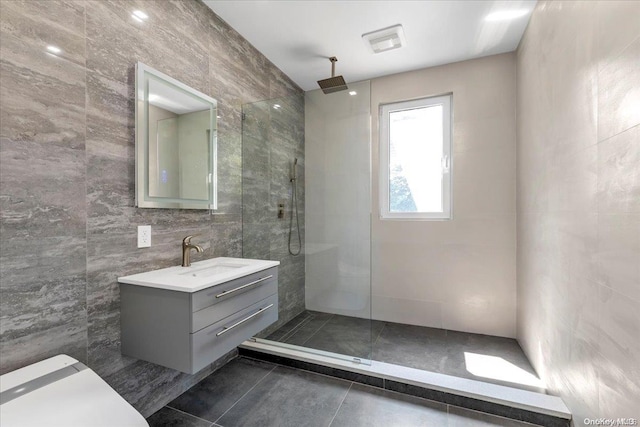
[0,0,302,417]
[242,94,306,338]
[517,1,639,424]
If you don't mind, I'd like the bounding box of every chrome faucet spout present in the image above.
[182,235,203,267]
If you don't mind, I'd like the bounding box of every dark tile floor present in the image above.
[265,311,544,393]
[147,357,542,427]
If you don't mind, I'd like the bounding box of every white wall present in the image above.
[305,81,371,318]
[370,53,517,337]
[517,1,640,423]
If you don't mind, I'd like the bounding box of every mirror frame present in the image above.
[135,62,218,210]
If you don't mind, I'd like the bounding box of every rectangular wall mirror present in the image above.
[136,62,218,209]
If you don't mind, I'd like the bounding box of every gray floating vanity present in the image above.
[118,257,279,374]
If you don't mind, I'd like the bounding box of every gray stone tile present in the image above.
[302,315,384,360]
[330,383,448,427]
[105,359,187,417]
[216,365,350,427]
[0,139,86,239]
[269,64,302,99]
[372,322,449,374]
[208,16,269,106]
[0,236,87,374]
[168,357,275,423]
[448,405,541,427]
[0,35,86,149]
[282,311,334,346]
[86,0,209,94]
[445,330,540,380]
[264,310,313,341]
[242,224,271,260]
[147,406,212,427]
[0,0,304,418]
[0,0,85,65]
[85,70,132,159]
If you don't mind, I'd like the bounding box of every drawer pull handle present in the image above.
[214,275,273,299]
[215,304,274,337]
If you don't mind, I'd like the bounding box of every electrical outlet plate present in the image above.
[137,225,151,248]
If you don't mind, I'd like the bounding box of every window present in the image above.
[379,94,452,220]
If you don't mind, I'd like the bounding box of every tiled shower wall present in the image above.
[242,95,306,338]
[517,1,639,423]
[0,0,302,416]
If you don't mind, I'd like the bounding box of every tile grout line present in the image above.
[213,364,277,424]
[300,313,335,346]
[83,0,89,369]
[164,405,216,426]
[372,321,387,348]
[327,381,353,427]
[278,313,314,342]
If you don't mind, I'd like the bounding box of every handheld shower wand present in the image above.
[288,158,301,256]
[291,158,298,182]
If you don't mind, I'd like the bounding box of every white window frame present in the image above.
[379,94,452,220]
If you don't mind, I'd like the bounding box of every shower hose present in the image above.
[288,172,301,256]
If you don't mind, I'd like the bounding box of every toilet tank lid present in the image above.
[0,355,79,393]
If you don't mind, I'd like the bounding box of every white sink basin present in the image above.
[179,260,250,278]
[118,257,280,292]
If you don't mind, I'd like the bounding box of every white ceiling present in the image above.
[205,0,536,91]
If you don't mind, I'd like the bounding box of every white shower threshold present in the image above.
[240,340,571,422]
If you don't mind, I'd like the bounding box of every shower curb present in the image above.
[239,341,571,427]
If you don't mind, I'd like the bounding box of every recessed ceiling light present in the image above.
[132,10,148,22]
[362,24,406,54]
[485,10,528,21]
[349,91,357,96]
[46,45,61,54]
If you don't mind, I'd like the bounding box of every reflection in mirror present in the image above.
[136,62,217,209]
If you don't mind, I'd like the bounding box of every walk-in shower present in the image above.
[241,81,541,394]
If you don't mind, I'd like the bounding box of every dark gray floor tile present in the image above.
[216,365,351,427]
[282,311,334,345]
[168,358,275,422]
[147,407,212,427]
[266,310,315,342]
[266,312,542,393]
[448,405,542,426]
[330,383,448,427]
[373,322,450,374]
[444,331,544,392]
[301,314,385,359]
[446,330,536,375]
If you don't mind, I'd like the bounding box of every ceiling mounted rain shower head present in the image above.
[317,57,348,94]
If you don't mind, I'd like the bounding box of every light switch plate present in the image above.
[137,225,151,248]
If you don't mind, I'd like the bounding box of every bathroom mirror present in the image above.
[135,62,217,209]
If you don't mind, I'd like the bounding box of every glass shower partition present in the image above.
[242,81,372,364]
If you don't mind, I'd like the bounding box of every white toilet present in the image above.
[0,354,149,427]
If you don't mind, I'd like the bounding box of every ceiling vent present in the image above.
[362,24,406,54]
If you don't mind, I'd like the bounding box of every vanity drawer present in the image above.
[192,276,277,332]
[191,294,278,373]
[191,267,278,312]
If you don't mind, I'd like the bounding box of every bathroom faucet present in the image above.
[182,235,203,267]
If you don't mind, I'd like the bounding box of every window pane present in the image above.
[388,105,444,213]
